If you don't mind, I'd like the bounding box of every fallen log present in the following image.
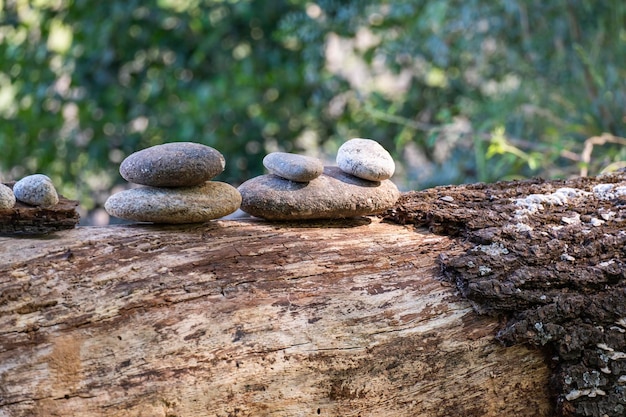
[0,217,551,416]
[6,171,626,417]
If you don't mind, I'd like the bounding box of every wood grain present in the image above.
[0,218,551,416]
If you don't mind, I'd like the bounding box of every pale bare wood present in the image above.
[0,218,551,417]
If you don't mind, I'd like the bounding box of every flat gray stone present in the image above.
[13,174,59,207]
[336,138,395,181]
[263,152,324,182]
[120,142,225,187]
[238,166,400,220]
[104,181,241,223]
[0,183,16,209]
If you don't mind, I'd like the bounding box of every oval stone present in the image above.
[336,138,395,181]
[120,142,225,187]
[263,152,324,182]
[238,166,400,220]
[104,181,241,223]
[0,183,16,209]
[13,174,59,207]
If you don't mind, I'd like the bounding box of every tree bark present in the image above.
[386,172,626,417]
[0,218,552,417]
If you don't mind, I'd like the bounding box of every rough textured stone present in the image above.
[0,183,16,209]
[336,138,395,181]
[104,181,241,223]
[13,174,59,207]
[238,166,400,220]
[263,152,324,182]
[120,142,225,187]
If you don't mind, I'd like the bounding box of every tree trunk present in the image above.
[0,218,552,417]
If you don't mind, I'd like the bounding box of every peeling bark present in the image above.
[386,172,626,417]
[0,218,551,417]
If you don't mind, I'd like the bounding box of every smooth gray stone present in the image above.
[336,138,395,181]
[104,181,241,224]
[263,152,324,182]
[13,174,59,207]
[120,142,225,187]
[238,166,400,220]
[0,183,16,209]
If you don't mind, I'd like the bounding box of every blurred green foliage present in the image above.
[0,0,624,211]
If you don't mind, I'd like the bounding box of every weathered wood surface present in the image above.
[0,218,551,417]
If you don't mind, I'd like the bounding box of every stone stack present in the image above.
[105,142,241,223]
[0,174,60,210]
[238,138,400,220]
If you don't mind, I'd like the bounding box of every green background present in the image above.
[1,0,624,222]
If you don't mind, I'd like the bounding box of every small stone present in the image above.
[104,181,241,223]
[238,166,400,220]
[561,213,581,225]
[590,217,605,227]
[13,174,59,207]
[263,152,324,182]
[336,138,395,181]
[120,142,225,187]
[0,183,16,209]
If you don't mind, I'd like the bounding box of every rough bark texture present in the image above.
[385,171,626,417]
[0,218,551,417]
[0,183,80,235]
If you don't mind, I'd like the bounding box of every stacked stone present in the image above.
[0,183,16,209]
[0,174,59,210]
[105,142,241,224]
[238,138,400,220]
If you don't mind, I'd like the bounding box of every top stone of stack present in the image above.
[120,142,225,187]
[263,152,324,182]
[13,174,59,207]
[336,138,395,181]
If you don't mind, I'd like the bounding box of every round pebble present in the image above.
[336,138,395,181]
[0,183,16,209]
[104,181,241,223]
[120,142,226,187]
[263,152,324,182]
[13,174,59,207]
[238,166,400,220]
